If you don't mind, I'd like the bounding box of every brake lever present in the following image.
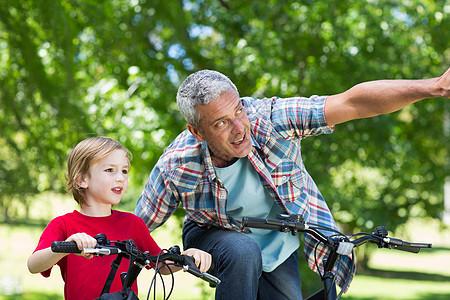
[83,245,123,256]
[181,255,203,277]
[166,245,221,286]
[181,255,221,286]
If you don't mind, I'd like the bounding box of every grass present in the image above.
[343,219,450,300]
[1,193,449,299]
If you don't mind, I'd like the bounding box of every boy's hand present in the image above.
[66,233,97,259]
[181,248,212,273]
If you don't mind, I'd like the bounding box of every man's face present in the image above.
[187,89,252,167]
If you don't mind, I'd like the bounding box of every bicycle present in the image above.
[51,233,221,300]
[241,213,432,300]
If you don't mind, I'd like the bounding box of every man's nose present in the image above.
[231,118,244,134]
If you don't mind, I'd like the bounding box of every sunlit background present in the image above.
[1,0,449,299]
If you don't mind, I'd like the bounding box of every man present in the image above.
[135,68,449,299]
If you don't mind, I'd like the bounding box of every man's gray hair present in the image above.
[176,70,239,127]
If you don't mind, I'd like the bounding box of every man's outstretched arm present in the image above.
[325,67,450,126]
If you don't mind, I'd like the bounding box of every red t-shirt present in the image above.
[34,210,162,300]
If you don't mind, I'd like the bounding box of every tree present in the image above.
[0,0,448,238]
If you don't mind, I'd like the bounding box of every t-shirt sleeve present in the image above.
[133,214,162,255]
[34,217,67,277]
[131,215,163,269]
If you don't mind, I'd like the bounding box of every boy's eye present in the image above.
[105,168,113,172]
[122,169,128,175]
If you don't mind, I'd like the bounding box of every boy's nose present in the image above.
[116,173,125,182]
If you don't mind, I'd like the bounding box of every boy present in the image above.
[27,137,211,299]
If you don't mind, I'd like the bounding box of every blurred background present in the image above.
[0,0,449,299]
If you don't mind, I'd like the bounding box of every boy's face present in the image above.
[79,149,129,208]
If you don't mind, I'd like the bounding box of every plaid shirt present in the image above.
[135,95,355,289]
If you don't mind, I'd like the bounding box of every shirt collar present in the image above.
[201,141,218,182]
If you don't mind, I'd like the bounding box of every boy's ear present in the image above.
[77,176,88,189]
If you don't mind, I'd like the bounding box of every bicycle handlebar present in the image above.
[51,239,221,286]
[241,215,432,253]
[242,216,329,243]
[242,214,431,300]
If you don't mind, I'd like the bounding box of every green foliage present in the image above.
[0,0,448,240]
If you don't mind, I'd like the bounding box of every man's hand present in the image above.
[436,67,450,98]
[182,248,212,273]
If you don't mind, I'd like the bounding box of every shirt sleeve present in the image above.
[131,214,163,270]
[34,217,67,277]
[133,215,162,255]
[268,95,334,139]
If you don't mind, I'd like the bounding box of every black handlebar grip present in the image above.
[182,255,221,286]
[51,241,81,253]
[388,238,432,253]
[241,217,283,231]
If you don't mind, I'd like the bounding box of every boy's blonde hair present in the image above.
[66,137,132,206]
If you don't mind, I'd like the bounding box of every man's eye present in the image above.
[216,120,225,127]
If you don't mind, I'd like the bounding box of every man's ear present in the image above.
[186,123,205,142]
